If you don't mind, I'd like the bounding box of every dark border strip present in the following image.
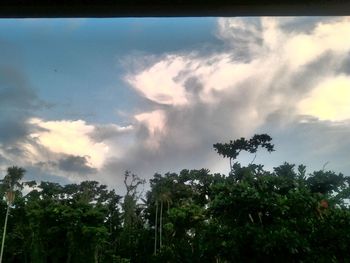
[0,1,350,18]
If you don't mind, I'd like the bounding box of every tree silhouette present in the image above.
[213,134,274,172]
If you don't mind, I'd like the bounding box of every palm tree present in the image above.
[0,166,25,263]
[153,189,171,254]
[154,200,158,255]
[159,190,172,249]
[152,177,173,255]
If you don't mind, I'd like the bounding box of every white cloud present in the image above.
[4,17,350,189]
[115,16,350,180]
[125,55,190,106]
[134,110,167,149]
[284,18,350,70]
[28,118,109,169]
[298,75,350,121]
[126,17,350,123]
[216,17,263,54]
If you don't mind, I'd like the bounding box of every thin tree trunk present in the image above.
[66,231,72,263]
[160,200,163,249]
[154,201,158,255]
[94,245,98,263]
[67,252,71,263]
[0,204,10,263]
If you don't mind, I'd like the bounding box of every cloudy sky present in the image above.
[1,17,350,192]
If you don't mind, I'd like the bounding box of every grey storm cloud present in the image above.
[290,51,337,91]
[0,66,47,146]
[88,124,133,142]
[279,17,340,34]
[58,155,97,175]
[0,118,30,145]
[24,165,72,185]
[30,152,97,180]
[184,76,203,97]
[339,52,350,75]
[0,67,40,110]
[256,113,350,175]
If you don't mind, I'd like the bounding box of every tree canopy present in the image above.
[1,134,349,262]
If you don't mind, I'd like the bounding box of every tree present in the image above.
[150,174,173,254]
[120,171,145,261]
[209,136,350,262]
[0,166,25,263]
[213,134,274,172]
[1,134,350,262]
[147,170,209,262]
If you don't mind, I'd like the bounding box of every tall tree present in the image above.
[0,166,25,263]
[120,171,145,261]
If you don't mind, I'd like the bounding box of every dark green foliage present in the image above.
[213,134,274,160]
[1,135,350,262]
[214,134,275,171]
[1,166,26,193]
[1,179,125,263]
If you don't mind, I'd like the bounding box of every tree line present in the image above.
[1,134,350,262]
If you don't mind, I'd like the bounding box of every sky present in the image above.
[1,17,350,192]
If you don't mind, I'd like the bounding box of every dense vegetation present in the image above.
[1,135,350,262]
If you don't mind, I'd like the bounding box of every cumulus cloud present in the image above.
[28,118,110,169]
[0,39,107,183]
[125,56,191,106]
[100,16,350,187]
[0,64,53,179]
[298,75,350,122]
[134,110,167,149]
[216,17,263,59]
